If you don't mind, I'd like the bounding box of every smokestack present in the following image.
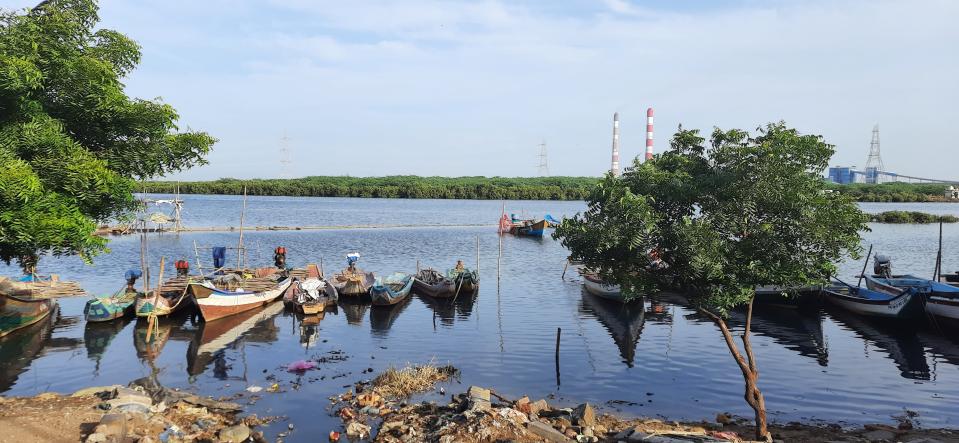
[645,107,654,161]
[611,112,621,177]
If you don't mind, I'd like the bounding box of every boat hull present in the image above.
[926,296,959,321]
[0,294,56,337]
[509,219,547,237]
[333,271,375,297]
[192,278,291,322]
[583,275,624,301]
[412,278,456,298]
[823,288,919,319]
[371,274,414,306]
[84,295,136,322]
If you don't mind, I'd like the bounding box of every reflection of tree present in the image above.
[370,297,413,338]
[578,292,645,367]
[0,307,59,392]
[829,309,930,380]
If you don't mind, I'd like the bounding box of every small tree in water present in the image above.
[554,123,867,440]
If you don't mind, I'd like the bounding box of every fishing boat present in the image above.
[370,272,414,306]
[544,214,562,227]
[865,256,959,321]
[0,292,57,338]
[85,290,138,322]
[332,253,375,297]
[582,272,624,301]
[822,280,922,319]
[509,219,547,237]
[0,275,85,298]
[189,276,292,322]
[447,265,479,294]
[291,277,338,314]
[412,268,456,298]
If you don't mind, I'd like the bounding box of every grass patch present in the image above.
[869,211,959,224]
[371,363,458,398]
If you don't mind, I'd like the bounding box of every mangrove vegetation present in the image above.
[869,211,959,224]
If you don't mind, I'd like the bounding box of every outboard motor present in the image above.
[274,246,287,269]
[175,259,190,277]
[873,255,892,278]
[124,269,142,292]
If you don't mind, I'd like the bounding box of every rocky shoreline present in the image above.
[1,366,957,442]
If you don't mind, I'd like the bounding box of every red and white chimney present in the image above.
[645,107,654,161]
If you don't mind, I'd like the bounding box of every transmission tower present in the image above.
[864,124,884,172]
[279,132,292,179]
[537,141,550,176]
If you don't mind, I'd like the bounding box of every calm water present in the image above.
[2,195,959,440]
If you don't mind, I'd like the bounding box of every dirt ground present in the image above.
[0,394,102,443]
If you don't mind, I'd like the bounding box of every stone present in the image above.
[179,394,243,412]
[93,413,127,442]
[498,407,530,425]
[594,424,607,435]
[715,413,733,425]
[346,422,371,439]
[71,385,121,397]
[85,433,108,443]
[34,392,59,400]
[516,396,531,414]
[571,403,596,427]
[218,424,251,443]
[862,429,896,442]
[529,399,549,417]
[564,428,578,438]
[467,386,491,412]
[108,388,153,414]
[528,420,569,442]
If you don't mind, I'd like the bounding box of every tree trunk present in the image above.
[19,254,39,276]
[702,298,771,442]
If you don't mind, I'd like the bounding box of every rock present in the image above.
[594,424,607,435]
[572,403,596,427]
[498,407,530,425]
[516,396,531,414]
[356,392,382,407]
[862,429,896,442]
[178,394,243,412]
[467,386,491,412]
[85,433,108,443]
[564,428,578,438]
[71,385,121,397]
[529,399,549,417]
[346,421,371,439]
[107,388,153,414]
[139,436,157,443]
[93,413,127,442]
[716,413,733,425]
[528,420,569,442]
[218,424,251,442]
[252,431,269,443]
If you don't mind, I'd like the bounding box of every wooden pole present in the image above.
[237,186,248,269]
[320,258,325,279]
[554,327,562,386]
[857,244,873,288]
[935,221,943,281]
[146,257,166,342]
[193,239,204,277]
[416,260,420,275]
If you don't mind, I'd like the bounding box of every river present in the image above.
[1,195,958,440]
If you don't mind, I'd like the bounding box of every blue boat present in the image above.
[866,256,959,321]
[509,219,547,237]
[823,279,922,319]
[370,272,414,306]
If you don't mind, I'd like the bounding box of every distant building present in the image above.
[828,166,866,184]
[947,186,959,200]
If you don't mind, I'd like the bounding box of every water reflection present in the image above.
[417,293,477,328]
[579,291,645,367]
[829,309,930,380]
[729,307,829,366]
[185,301,285,378]
[0,306,59,392]
[370,297,413,338]
[85,317,132,371]
[339,301,369,326]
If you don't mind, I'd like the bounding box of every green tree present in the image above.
[0,0,215,273]
[555,123,867,440]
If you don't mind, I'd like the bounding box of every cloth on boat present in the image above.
[213,273,242,286]
[212,246,227,270]
[254,267,278,278]
[297,278,326,303]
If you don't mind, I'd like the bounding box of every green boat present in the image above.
[0,293,57,338]
[84,290,139,322]
[447,266,479,294]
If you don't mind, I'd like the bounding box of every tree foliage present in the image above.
[0,0,215,271]
[556,123,868,311]
[146,176,599,201]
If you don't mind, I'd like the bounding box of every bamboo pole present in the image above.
[237,187,248,269]
[145,257,166,342]
[555,327,562,386]
[857,244,873,288]
[935,221,943,281]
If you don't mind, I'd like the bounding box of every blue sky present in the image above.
[7,0,958,180]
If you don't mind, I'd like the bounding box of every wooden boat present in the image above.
[865,274,959,321]
[135,275,197,318]
[332,253,375,297]
[412,268,456,298]
[370,272,414,306]
[0,276,85,298]
[0,293,57,337]
[941,272,959,286]
[291,277,338,315]
[822,280,922,319]
[189,277,292,322]
[447,267,479,294]
[84,290,138,322]
[582,273,624,301]
[509,219,547,237]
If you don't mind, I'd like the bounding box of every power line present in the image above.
[537,141,550,176]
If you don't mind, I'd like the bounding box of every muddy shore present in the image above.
[2,365,957,443]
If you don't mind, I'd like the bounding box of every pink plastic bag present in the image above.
[287,360,317,372]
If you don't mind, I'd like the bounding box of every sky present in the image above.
[6,0,958,180]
